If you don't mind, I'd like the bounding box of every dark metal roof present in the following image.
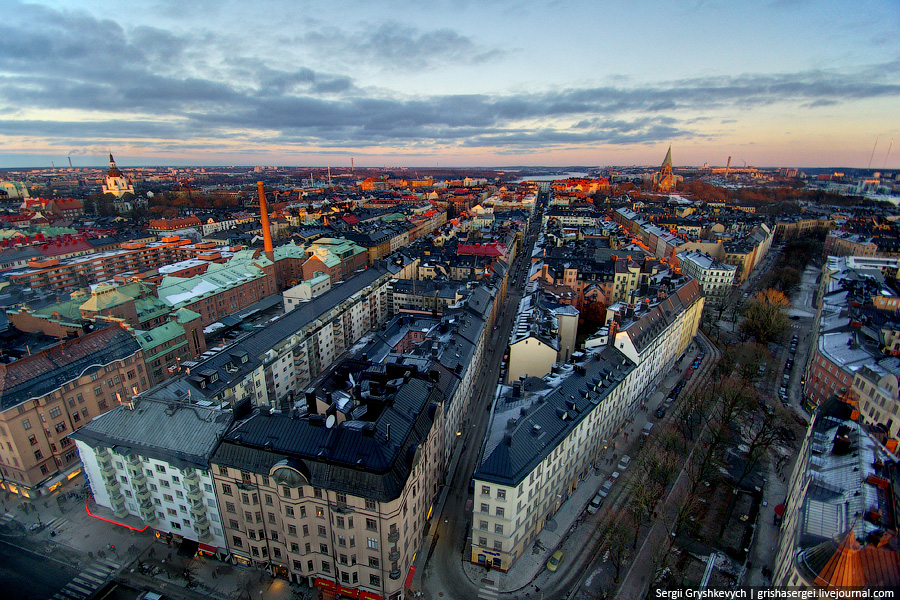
[69,398,233,470]
[0,324,142,411]
[212,377,442,502]
[476,346,636,487]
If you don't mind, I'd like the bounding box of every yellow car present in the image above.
[546,550,564,572]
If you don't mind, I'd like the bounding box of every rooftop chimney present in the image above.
[257,181,274,261]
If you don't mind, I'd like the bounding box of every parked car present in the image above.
[617,455,631,471]
[546,550,564,572]
[598,479,614,498]
[656,407,667,418]
[587,494,603,514]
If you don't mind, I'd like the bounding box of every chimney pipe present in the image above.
[257,180,274,261]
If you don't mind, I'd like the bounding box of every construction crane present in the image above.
[868,138,878,169]
[724,156,731,178]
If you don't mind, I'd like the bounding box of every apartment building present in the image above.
[0,324,150,497]
[210,374,445,600]
[471,346,639,570]
[71,398,234,557]
[676,250,737,306]
[506,290,579,383]
[772,395,900,589]
[147,261,402,412]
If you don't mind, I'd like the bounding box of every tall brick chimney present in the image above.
[257,181,274,261]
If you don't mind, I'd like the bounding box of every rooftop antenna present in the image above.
[883,139,893,169]
[868,138,879,169]
[351,157,354,173]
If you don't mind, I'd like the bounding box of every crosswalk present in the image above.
[44,515,69,533]
[478,582,500,600]
[51,558,121,600]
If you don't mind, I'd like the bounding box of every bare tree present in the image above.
[600,509,636,583]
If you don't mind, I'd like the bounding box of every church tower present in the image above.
[651,145,677,193]
[102,153,135,198]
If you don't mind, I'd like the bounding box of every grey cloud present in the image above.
[1,1,899,154]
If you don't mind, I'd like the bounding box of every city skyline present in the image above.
[1,0,898,169]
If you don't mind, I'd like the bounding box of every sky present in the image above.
[1,0,899,169]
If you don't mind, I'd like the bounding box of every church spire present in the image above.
[661,145,673,170]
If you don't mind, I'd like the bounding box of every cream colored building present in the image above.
[506,292,579,383]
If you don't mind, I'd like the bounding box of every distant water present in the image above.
[512,172,589,183]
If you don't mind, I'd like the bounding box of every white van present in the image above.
[617,455,631,471]
[641,422,654,437]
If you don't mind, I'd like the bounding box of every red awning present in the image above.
[404,566,415,589]
[774,504,786,517]
[198,543,217,553]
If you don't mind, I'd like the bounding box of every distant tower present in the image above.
[651,146,677,193]
[101,153,135,197]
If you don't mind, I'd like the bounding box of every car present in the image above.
[587,494,603,514]
[546,550,564,572]
[656,407,667,418]
[598,480,614,498]
[617,456,631,471]
[790,315,800,320]
[469,479,475,493]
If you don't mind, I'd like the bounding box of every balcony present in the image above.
[94,446,111,459]
[131,472,147,487]
[99,464,116,480]
[135,487,151,502]
[186,485,204,503]
[389,570,402,580]
[388,549,400,561]
[182,469,200,487]
[105,480,121,495]
[193,514,209,528]
[140,505,157,523]
[96,454,112,469]
[388,531,399,543]
[190,502,207,519]
[126,455,142,468]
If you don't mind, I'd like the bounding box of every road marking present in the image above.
[478,584,500,600]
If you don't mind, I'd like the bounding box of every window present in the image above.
[285,506,294,518]
[369,556,380,568]
[496,507,504,518]
[481,485,490,496]
[300,506,307,518]
[480,503,489,513]
[221,484,232,496]
[232,536,243,548]
[72,412,80,423]
[282,486,291,498]
[218,466,229,476]
[316,507,324,518]
[245,511,253,522]
[493,540,503,551]
[155,464,166,473]
[370,575,380,586]
[273,548,281,559]
[318,525,327,537]
[479,520,488,530]
[302,524,310,537]
[268,512,276,524]
[163,494,174,502]
[160,480,170,488]
[98,400,108,410]
[40,464,48,475]
[225,502,236,514]
[494,524,503,534]
[22,419,31,431]
[67,398,75,408]
[367,538,378,550]
[288,524,297,536]
[314,488,323,499]
[49,407,61,419]
[497,489,506,500]
[320,543,329,554]
[479,536,488,547]
[249,529,257,540]
[241,492,250,504]
[167,508,177,516]
[171,475,180,484]
[365,518,377,531]
[28,435,36,446]
[291,542,300,552]
[33,449,42,460]
[336,492,347,504]
[93,386,102,397]
[265,494,273,506]
[365,499,376,511]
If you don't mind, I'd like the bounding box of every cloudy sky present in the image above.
[1,0,899,168]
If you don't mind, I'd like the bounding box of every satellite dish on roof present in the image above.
[325,414,336,429]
